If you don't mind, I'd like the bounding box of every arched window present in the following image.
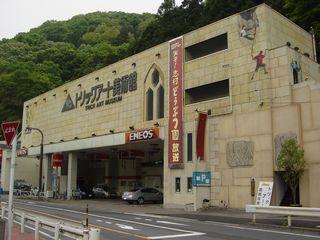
[146,88,153,121]
[157,85,164,119]
[144,66,164,121]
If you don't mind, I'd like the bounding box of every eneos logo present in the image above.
[126,128,159,143]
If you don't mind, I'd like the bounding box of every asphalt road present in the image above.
[8,199,320,240]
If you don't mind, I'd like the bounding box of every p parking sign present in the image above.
[192,172,211,186]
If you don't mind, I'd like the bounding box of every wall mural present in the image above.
[291,51,302,84]
[239,7,259,51]
[251,49,268,80]
[226,141,254,167]
[274,132,298,164]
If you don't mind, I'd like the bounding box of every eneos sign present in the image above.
[126,128,159,143]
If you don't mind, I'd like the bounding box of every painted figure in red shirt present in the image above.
[253,50,268,74]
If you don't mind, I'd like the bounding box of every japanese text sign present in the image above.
[256,181,273,206]
[1,121,20,147]
[168,36,184,169]
[192,172,211,186]
[62,71,137,112]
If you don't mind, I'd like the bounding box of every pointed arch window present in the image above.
[146,88,154,121]
[157,85,164,119]
[144,66,165,121]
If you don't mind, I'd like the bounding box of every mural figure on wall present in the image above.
[291,60,301,84]
[239,7,259,53]
[251,50,268,80]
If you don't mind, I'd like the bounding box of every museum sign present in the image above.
[62,71,137,112]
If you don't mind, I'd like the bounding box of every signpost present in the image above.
[1,121,20,240]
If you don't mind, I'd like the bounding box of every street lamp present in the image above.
[26,127,43,197]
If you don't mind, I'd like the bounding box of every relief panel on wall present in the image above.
[226,141,254,167]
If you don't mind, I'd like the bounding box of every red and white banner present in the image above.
[168,36,184,169]
[1,121,20,147]
[196,112,207,160]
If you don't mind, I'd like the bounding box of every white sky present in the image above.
[0,0,183,39]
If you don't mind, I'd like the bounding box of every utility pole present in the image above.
[26,127,44,197]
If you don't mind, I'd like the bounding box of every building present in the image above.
[0,141,39,191]
[21,4,320,209]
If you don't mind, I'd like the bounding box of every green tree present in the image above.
[277,139,305,205]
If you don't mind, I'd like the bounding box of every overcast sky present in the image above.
[0,0,183,40]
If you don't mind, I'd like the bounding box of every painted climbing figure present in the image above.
[253,50,268,74]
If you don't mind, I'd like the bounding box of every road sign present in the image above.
[192,172,211,186]
[1,121,20,147]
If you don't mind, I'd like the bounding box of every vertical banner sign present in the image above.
[256,181,273,206]
[168,36,184,169]
[196,112,207,160]
[1,121,20,147]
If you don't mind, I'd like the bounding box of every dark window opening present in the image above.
[157,85,164,119]
[187,133,193,162]
[146,88,153,120]
[152,69,159,87]
[185,79,229,105]
[185,33,228,61]
[187,177,193,192]
[175,177,181,192]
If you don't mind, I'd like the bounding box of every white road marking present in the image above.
[125,213,164,219]
[116,224,139,231]
[145,218,152,221]
[316,226,320,228]
[105,221,112,224]
[96,219,102,222]
[156,221,187,226]
[134,217,142,220]
[149,232,206,239]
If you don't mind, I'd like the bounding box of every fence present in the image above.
[246,204,320,227]
[1,203,100,240]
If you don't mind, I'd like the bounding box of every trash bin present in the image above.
[0,219,5,240]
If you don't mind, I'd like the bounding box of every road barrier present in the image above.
[1,203,100,240]
[246,204,320,227]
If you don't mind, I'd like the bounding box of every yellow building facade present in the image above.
[21,4,320,209]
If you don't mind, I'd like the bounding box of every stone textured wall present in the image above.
[21,4,320,209]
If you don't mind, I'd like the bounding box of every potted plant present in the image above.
[277,139,305,206]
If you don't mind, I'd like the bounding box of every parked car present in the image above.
[78,185,93,199]
[92,184,117,199]
[14,180,31,195]
[122,187,163,204]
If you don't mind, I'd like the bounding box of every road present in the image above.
[8,199,320,240]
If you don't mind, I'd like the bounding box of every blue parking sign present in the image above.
[192,172,211,186]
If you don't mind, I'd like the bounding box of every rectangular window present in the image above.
[187,177,193,192]
[185,33,228,61]
[187,133,193,162]
[175,177,181,193]
[185,79,229,105]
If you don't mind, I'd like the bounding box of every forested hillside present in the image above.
[0,0,319,138]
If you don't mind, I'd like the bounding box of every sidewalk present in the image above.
[5,224,38,240]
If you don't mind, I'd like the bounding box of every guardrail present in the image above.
[1,203,100,239]
[246,205,320,227]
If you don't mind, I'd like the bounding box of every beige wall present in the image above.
[21,4,320,209]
